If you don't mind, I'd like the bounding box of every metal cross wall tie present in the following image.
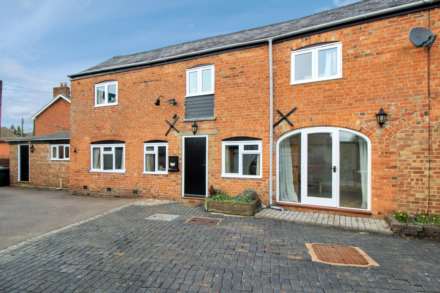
[274,107,297,128]
[165,114,180,136]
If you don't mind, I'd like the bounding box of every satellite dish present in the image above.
[409,27,436,48]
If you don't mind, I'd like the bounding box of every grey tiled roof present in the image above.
[70,0,427,77]
[6,131,70,143]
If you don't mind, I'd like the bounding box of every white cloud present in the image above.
[0,57,91,132]
[0,0,89,132]
[0,58,64,131]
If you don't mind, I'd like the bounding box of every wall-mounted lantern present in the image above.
[376,108,388,128]
[30,144,35,153]
[154,96,177,106]
[192,121,198,135]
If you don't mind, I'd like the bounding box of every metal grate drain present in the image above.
[306,243,379,267]
[186,217,221,225]
[145,213,180,221]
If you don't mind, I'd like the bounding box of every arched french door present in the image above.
[276,127,371,210]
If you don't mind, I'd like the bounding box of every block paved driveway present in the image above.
[0,187,135,250]
[0,203,439,292]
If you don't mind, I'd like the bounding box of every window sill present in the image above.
[143,171,168,175]
[291,75,342,85]
[222,174,262,180]
[186,92,214,98]
[50,159,70,161]
[89,169,126,174]
[94,103,118,108]
[184,117,216,122]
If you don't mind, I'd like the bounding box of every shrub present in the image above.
[414,214,440,225]
[393,212,440,225]
[394,211,409,223]
[208,188,258,203]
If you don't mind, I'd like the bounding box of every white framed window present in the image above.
[50,144,70,161]
[222,140,262,178]
[90,144,125,173]
[144,143,168,174]
[95,81,118,107]
[186,65,215,97]
[291,43,342,85]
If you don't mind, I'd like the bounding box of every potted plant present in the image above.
[205,187,260,216]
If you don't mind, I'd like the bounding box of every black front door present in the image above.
[19,145,29,182]
[184,137,207,197]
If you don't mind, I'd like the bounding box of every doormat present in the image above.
[145,214,180,221]
[186,217,221,225]
[305,243,379,268]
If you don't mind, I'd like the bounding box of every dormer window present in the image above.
[291,43,342,85]
[95,81,118,107]
[186,65,214,97]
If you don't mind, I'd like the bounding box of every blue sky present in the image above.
[0,0,357,132]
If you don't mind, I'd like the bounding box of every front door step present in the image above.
[255,209,391,234]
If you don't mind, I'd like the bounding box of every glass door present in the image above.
[301,129,339,207]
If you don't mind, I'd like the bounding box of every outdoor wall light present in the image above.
[376,108,388,128]
[168,98,177,106]
[192,121,199,135]
[30,144,35,153]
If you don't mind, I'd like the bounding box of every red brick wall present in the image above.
[70,46,270,202]
[69,7,440,215]
[9,143,69,188]
[0,142,9,159]
[428,8,440,215]
[0,142,9,166]
[34,98,70,136]
[273,8,440,215]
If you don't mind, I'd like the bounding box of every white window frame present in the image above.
[275,127,372,211]
[186,65,215,97]
[94,81,118,107]
[221,140,262,179]
[50,144,70,161]
[143,143,168,175]
[90,144,125,173]
[291,43,342,85]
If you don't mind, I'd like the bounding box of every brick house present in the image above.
[8,84,71,188]
[32,83,71,136]
[64,0,438,216]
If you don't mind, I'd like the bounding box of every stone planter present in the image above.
[386,215,440,239]
[205,199,259,216]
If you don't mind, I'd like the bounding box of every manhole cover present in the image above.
[186,217,221,225]
[305,243,379,267]
[145,213,179,221]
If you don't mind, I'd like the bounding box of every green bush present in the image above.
[210,193,231,201]
[394,211,409,223]
[394,211,440,225]
[414,214,440,225]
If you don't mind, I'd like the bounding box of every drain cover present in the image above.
[145,213,179,221]
[186,217,221,225]
[306,243,379,267]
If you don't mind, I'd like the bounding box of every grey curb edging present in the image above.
[0,199,171,256]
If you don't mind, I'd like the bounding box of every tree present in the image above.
[10,125,16,135]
